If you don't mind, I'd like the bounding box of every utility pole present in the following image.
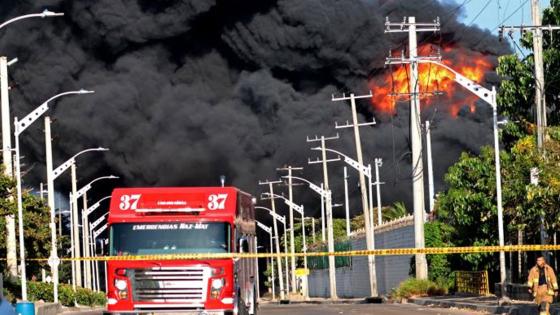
[270,237,276,300]
[255,235,260,300]
[426,121,435,212]
[311,218,316,242]
[374,158,383,225]
[500,1,560,150]
[533,0,546,151]
[320,183,325,242]
[277,166,303,295]
[69,192,76,290]
[83,193,91,289]
[45,117,60,302]
[499,1,560,264]
[283,216,289,295]
[343,166,350,236]
[332,92,379,296]
[2,56,18,277]
[71,163,82,287]
[385,16,440,280]
[308,134,340,300]
[258,180,285,300]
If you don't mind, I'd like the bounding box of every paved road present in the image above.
[260,303,483,314]
[61,304,483,314]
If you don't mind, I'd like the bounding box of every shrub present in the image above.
[75,287,106,306]
[58,284,75,306]
[91,291,107,306]
[27,281,53,302]
[75,287,94,306]
[19,281,105,307]
[393,278,447,300]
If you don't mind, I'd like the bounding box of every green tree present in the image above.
[0,168,70,285]
[383,201,409,222]
[436,132,560,273]
[497,0,560,145]
[436,146,500,271]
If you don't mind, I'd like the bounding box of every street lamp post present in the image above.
[256,220,275,300]
[50,147,109,289]
[75,178,117,289]
[13,89,93,301]
[1,9,64,279]
[280,175,336,299]
[258,180,286,300]
[312,147,384,226]
[88,200,110,293]
[262,192,308,298]
[51,147,109,288]
[413,59,506,292]
[82,196,111,290]
[91,221,108,292]
[255,206,288,298]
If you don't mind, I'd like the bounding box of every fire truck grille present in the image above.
[131,266,210,304]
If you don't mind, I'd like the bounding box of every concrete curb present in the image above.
[408,296,560,315]
[34,302,61,315]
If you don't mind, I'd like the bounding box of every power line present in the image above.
[472,0,530,47]
[468,0,492,26]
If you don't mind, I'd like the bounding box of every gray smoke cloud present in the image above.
[0,0,510,221]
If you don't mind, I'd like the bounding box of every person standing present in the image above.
[528,256,558,315]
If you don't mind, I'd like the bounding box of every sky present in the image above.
[462,0,551,33]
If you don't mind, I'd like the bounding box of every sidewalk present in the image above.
[410,295,560,315]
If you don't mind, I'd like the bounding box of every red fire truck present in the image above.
[104,187,258,315]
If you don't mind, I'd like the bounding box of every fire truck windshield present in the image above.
[109,222,231,256]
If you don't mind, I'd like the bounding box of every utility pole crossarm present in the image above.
[384,17,440,33]
[258,180,283,186]
[306,134,339,142]
[335,119,376,129]
[385,54,441,65]
[499,25,560,40]
[308,157,340,164]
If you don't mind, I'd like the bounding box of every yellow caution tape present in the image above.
[16,244,560,262]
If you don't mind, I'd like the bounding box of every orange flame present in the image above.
[370,45,493,117]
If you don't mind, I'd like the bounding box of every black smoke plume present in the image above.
[0,0,510,222]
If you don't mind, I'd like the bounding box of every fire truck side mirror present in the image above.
[239,238,250,253]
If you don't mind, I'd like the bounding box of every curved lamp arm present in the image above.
[0,10,64,30]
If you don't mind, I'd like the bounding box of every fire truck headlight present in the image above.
[211,278,224,290]
[210,278,224,299]
[115,279,128,291]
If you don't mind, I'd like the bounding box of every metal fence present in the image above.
[308,241,352,270]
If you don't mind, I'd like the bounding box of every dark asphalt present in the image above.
[60,303,484,314]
